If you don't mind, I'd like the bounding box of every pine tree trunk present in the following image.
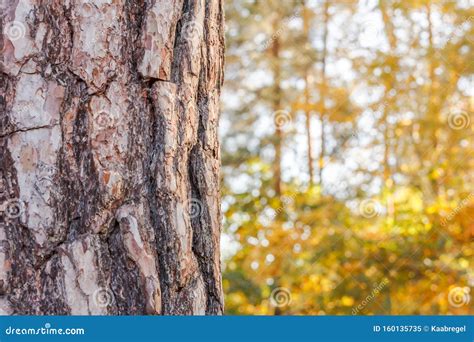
[0,0,224,315]
[317,0,329,188]
[271,20,282,198]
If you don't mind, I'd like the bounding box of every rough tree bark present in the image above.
[0,0,224,315]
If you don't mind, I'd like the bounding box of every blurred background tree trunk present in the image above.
[0,0,224,315]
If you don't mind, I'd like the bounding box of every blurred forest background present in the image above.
[220,0,473,315]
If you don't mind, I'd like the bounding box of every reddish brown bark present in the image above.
[0,0,224,315]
